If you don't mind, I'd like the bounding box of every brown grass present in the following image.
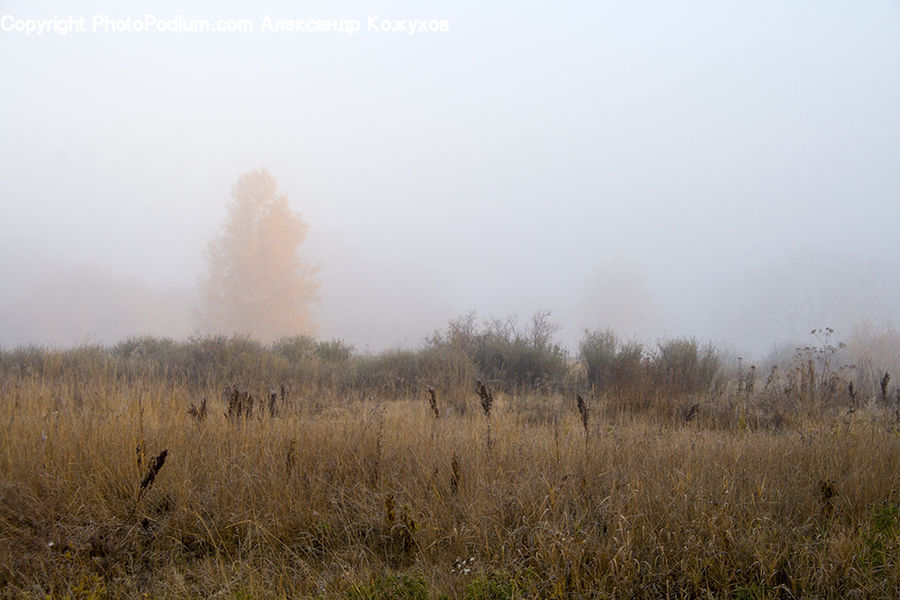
[0,371,899,599]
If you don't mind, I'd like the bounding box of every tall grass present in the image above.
[1,321,898,598]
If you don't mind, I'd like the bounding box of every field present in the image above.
[1,335,899,599]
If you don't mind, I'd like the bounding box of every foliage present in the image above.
[346,573,431,600]
[579,328,645,395]
[199,168,319,342]
[858,504,900,573]
[427,311,568,391]
[652,337,723,395]
[579,330,722,411]
[463,572,521,600]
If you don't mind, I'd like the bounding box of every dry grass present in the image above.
[1,371,899,599]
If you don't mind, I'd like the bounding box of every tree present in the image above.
[199,168,319,342]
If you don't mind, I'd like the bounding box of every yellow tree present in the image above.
[199,168,319,342]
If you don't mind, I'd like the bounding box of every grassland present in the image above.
[0,333,898,599]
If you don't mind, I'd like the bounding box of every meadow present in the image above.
[0,324,898,599]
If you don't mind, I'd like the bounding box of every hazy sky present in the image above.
[1,1,898,356]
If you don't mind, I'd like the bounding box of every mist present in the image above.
[2,1,898,358]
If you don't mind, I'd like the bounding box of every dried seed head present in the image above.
[384,493,396,526]
[576,394,589,433]
[450,454,460,495]
[188,397,207,422]
[140,449,168,492]
[819,479,837,517]
[476,380,493,417]
[427,386,439,418]
[683,403,699,422]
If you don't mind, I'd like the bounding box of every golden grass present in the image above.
[0,375,899,599]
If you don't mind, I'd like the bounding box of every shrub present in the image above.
[351,349,423,394]
[430,311,568,392]
[651,338,722,396]
[579,329,648,410]
[579,328,619,393]
[271,335,319,364]
[112,335,178,362]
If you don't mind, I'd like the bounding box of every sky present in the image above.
[1,0,898,357]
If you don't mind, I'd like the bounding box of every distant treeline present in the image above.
[1,313,896,414]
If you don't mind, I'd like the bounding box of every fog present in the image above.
[1,1,899,357]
